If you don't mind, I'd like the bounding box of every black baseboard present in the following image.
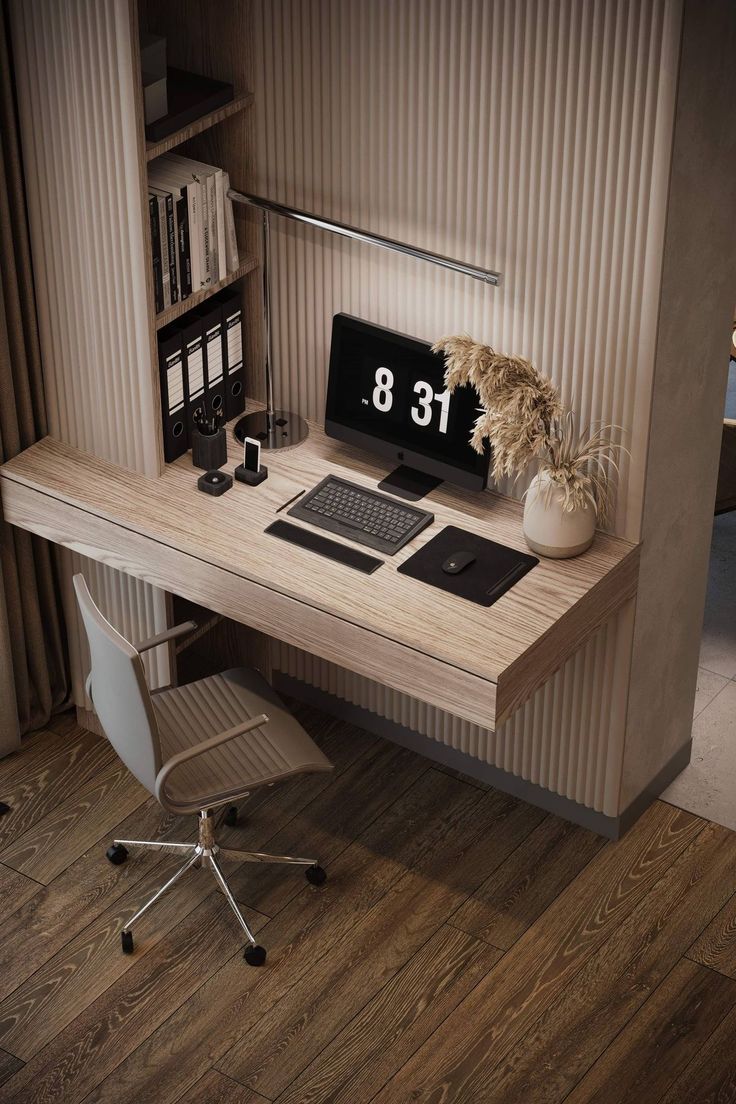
[274,672,692,840]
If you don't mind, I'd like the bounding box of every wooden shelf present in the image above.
[154,254,258,330]
[145,92,254,162]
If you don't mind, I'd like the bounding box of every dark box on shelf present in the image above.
[145,67,234,141]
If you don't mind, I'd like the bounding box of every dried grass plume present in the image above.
[432,335,562,480]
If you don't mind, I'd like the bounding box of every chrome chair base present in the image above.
[110,809,325,965]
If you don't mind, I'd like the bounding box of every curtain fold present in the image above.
[0,3,69,755]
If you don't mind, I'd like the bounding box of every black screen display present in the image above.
[325,315,488,489]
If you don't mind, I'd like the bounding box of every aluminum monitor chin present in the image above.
[324,314,490,491]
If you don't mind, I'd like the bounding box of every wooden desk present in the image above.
[0,417,639,730]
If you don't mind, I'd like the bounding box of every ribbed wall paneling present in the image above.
[255,0,682,814]
[272,598,633,817]
[10,0,169,693]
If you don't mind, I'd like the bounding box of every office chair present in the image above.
[73,573,333,966]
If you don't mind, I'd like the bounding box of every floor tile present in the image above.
[698,513,736,679]
[662,680,736,832]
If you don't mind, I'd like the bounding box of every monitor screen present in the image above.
[325,314,489,490]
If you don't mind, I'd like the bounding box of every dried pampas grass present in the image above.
[431,335,561,480]
[537,413,626,523]
[432,334,626,520]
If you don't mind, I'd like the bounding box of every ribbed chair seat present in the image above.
[152,669,332,811]
[73,572,333,966]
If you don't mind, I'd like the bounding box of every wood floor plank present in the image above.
[563,959,736,1104]
[226,736,429,917]
[0,1047,23,1088]
[0,894,266,1104]
[83,769,499,1104]
[450,813,605,948]
[0,713,77,791]
[370,802,706,1104]
[174,1069,269,1104]
[0,862,40,924]
[0,757,147,883]
[687,889,736,977]
[461,819,736,1104]
[218,786,540,1098]
[0,845,257,1060]
[0,725,113,852]
[657,1000,736,1104]
[276,926,502,1104]
[0,797,191,1004]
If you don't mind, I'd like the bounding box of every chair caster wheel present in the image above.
[223,806,239,828]
[244,944,266,966]
[121,930,134,954]
[306,864,327,886]
[106,843,128,865]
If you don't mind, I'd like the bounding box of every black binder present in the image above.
[177,315,206,434]
[217,287,245,419]
[397,525,538,607]
[157,322,188,461]
[196,301,226,419]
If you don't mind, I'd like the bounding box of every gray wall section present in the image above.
[622,0,736,807]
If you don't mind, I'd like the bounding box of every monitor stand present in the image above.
[378,465,442,502]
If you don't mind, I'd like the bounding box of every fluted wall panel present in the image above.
[10,0,169,693]
[256,0,683,814]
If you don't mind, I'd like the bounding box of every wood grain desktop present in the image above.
[0,412,639,730]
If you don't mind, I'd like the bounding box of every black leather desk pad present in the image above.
[397,525,538,606]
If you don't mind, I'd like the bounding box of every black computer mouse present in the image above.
[442,549,476,574]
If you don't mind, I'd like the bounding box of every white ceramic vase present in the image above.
[522,472,596,558]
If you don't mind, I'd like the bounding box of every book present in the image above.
[157,323,187,460]
[177,315,206,432]
[150,186,179,304]
[222,171,239,273]
[149,156,201,293]
[196,301,227,419]
[155,193,171,308]
[148,194,163,313]
[216,287,245,419]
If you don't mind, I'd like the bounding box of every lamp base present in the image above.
[233,409,309,450]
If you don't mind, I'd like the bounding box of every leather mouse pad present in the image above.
[397,525,538,607]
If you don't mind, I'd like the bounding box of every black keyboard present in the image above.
[288,475,434,555]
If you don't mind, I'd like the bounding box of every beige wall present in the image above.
[253,0,684,816]
[622,0,736,806]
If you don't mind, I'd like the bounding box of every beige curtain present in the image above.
[0,5,69,755]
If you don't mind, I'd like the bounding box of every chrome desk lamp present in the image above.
[226,189,503,450]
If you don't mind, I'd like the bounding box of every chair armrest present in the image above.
[135,620,197,654]
[155,712,269,808]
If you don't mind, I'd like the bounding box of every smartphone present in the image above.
[243,436,261,473]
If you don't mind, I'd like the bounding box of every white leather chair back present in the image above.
[73,573,161,795]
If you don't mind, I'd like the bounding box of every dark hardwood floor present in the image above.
[0,706,735,1103]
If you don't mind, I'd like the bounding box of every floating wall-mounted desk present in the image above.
[0,415,639,731]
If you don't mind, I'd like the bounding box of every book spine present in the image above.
[157,195,171,309]
[149,194,163,313]
[222,171,240,273]
[214,170,226,281]
[165,192,178,304]
[188,179,203,291]
[176,194,191,299]
[199,175,212,287]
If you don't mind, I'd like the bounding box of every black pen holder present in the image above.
[191,426,227,471]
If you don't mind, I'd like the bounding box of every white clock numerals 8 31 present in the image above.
[411,379,450,434]
[371,367,450,434]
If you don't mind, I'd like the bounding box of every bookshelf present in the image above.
[144,91,254,161]
[130,0,263,676]
[131,0,261,475]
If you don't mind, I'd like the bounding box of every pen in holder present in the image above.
[191,409,227,471]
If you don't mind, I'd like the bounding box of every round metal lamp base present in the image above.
[233,410,309,450]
